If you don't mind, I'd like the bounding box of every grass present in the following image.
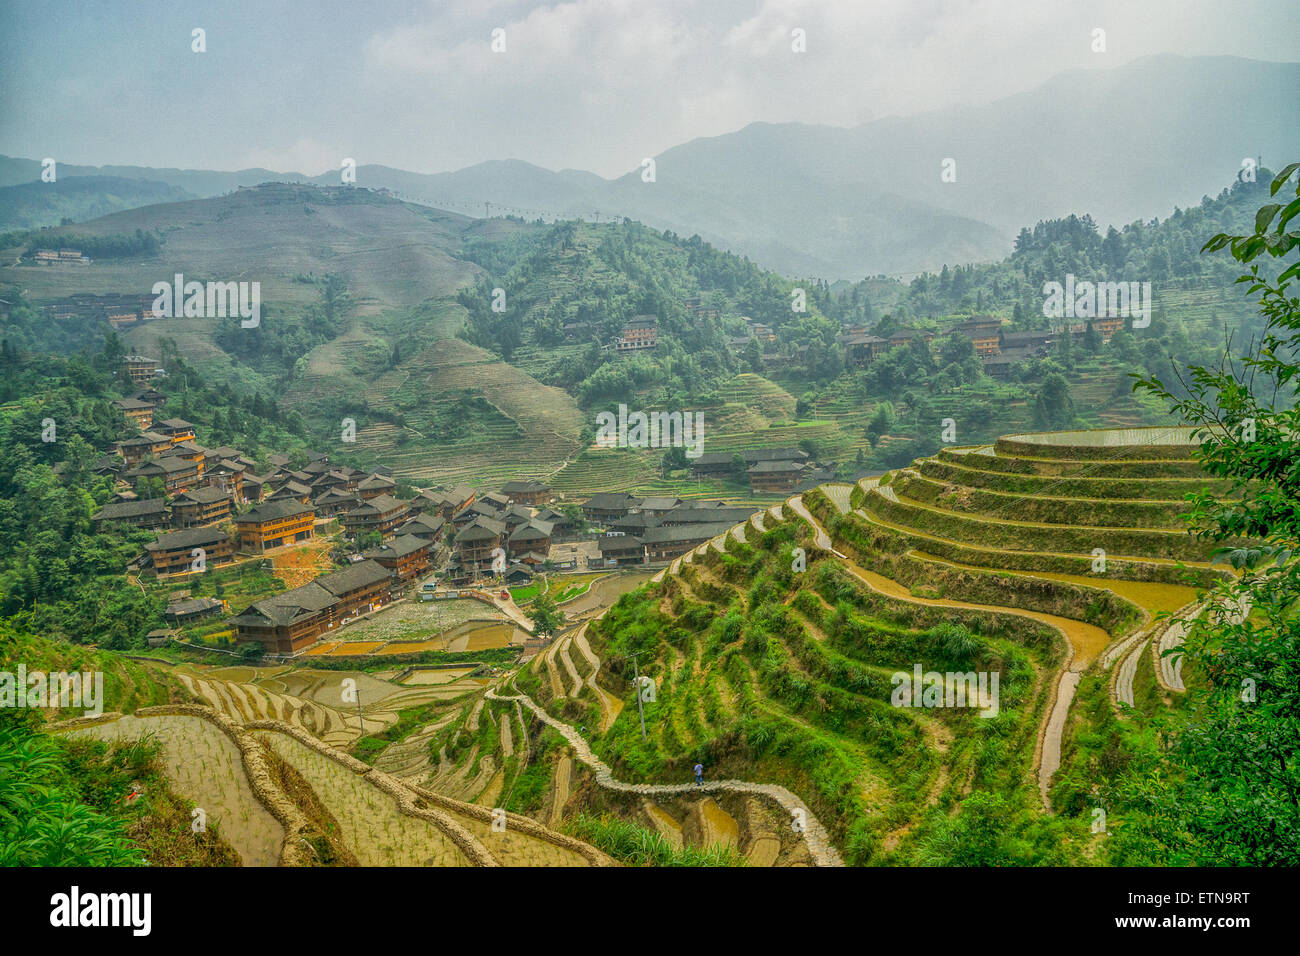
[567,812,749,866]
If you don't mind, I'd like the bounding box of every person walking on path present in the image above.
[694,763,704,787]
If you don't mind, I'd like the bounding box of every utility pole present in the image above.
[630,651,647,742]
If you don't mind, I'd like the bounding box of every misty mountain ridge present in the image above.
[2,54,1296,279]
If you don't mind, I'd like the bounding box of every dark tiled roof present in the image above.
[93,498,168,521]
[638,496,682,511]
[457,516,507,540]
[316,559,391,595]
[230,583,337,628]
[597,533,644,551]
[165,597,223,617]
[345,494,407,516]
[583,492,642,510]
[692,447,807,468]
[501,480,550,494]
[641,521,735,544]
[175,486,229,504]
[399,514,445,532]
[117,431,171,446]
[236,500,315,522]
[147,528,230,551]
[748,460,807,474]
[363,535,431,560]
[508,520,554,542]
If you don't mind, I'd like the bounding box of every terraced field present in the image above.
[54,429,1231,868]
[54,702,609,867]
[517,425,1232,865]
[172,664,482,748]
[351,337,585,487]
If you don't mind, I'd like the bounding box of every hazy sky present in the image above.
[1,0,1294,179]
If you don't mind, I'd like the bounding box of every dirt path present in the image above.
[489,685,844,866]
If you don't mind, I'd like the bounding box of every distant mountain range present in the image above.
[2,54,1296,278]
[0,176,198,232]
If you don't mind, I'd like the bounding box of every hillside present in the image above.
[0,176,198,231]
[509,427,1231,864]
[0,170,1276,492]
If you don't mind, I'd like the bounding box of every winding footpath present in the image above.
[487,685,844,866]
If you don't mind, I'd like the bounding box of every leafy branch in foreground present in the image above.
[1120,162,1300,865]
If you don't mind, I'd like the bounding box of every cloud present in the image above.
[1,0,1292,177]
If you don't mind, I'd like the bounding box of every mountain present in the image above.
[0,156,308,196]
[0,176,199,231]
[2,55,1295,279]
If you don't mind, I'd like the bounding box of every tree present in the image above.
[238,641,265,663]
[937,332,975,367]
[1032,372,1074,429]
[1083,320,1102,353]
[660,445,687,476]
[527,592,563,641]
[1055,323,1074,370]
[1121,162,1300,865]
[865,402,896,446]
[1109,329,1139,364]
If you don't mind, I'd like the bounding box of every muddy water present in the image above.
[695,797,740,848]
[562,571,655,617]
[790,495,1111,666]
[64,715,282,867]
[1039,671,1082,807]
[399,667,478,686]
[847,560,1112,667]
[1019,572,1198,614]
[912,551,1200,615]
[448,623,524,652]
[644,802,684,848]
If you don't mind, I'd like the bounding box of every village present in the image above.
[88,359,820,660]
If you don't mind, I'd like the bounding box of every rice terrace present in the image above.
[8,423,1276,869]
[1,2,1297,943]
